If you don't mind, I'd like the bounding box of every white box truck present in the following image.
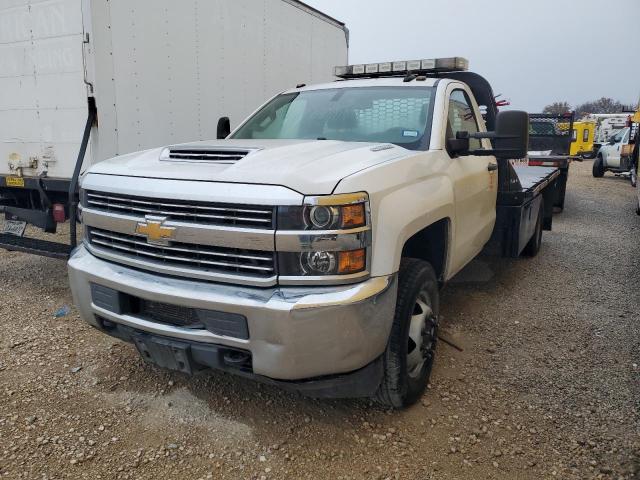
[0,0,348,257]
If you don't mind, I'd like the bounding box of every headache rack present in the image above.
[528,113,575,156]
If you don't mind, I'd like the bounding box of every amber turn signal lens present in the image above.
[341,203,366,228]
[337,249,366,274]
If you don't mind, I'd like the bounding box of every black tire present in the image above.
[522,200,543,257]
[636,199,640,216]
[592,155,605,178]
[375,258,439,408]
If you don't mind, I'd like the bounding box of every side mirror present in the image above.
[468,110,529,159]
[608,137,617,145]
[492,110,529,159]
[446,135,470,156]
[217,117,231,139]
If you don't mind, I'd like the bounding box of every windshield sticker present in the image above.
[403,130,419,137]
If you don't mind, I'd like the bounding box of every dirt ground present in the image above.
[1,161,639,480]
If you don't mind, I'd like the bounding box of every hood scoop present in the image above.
[160,146,254,164]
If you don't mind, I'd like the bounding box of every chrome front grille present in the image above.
[86,191,274,229]
[88,228,275,278]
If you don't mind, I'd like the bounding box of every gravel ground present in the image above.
[0,161,638,480]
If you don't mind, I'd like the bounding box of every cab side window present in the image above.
[447,89,481,151]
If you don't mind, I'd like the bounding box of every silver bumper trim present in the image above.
[69,246,397,380]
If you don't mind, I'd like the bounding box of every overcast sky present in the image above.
[305,0,640,112]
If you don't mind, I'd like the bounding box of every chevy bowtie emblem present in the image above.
[135,216,175,245]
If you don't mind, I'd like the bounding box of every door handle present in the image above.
[487,163,498,171]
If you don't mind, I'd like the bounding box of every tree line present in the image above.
[542,98,637,116]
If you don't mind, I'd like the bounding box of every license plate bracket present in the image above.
[133,335,194,374]
[3,220,27,237]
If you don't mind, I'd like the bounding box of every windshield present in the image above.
[231,86,435,150]
[612,128,630,143]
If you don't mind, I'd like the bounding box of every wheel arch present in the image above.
[400,217,451,283]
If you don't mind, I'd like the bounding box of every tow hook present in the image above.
[223,351,251,369]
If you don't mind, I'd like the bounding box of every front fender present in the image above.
[373,178,454,277]
[598,147,609,165]
[334,151,455,278]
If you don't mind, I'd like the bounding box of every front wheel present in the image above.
[375,258,439,408]
[592,155,605,178]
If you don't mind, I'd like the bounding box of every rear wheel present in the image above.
[592,155,605,177]
[522,200,543,257]
[375,258,439,409]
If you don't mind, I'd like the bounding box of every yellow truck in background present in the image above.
[570,121,596,158]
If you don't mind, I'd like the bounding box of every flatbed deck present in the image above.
[513,166,560,194]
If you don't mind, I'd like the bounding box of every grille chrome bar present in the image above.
[87,193,269,215]
[81,207,275,251]
[87,200,271,223]
[88,228,276,277]
[90,230,273,263]
[86,191,274,229]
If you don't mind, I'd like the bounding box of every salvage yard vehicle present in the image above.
[0,0,348,258]
[592,124,638,186]
[527,113,575,211]
[68,58,563,408]
[586,113,633,153]
[570,121,596,158]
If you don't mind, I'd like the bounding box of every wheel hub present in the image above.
[407,293,435,379]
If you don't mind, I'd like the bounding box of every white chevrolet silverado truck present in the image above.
[68,58,562,408]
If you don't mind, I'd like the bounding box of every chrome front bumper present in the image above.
[68,246,397,381]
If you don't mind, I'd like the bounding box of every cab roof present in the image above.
[287,77,441,93]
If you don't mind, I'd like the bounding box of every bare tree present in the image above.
[575,97,628,116]
[542,102,572,115]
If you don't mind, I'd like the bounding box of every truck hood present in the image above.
[88,139,410,194]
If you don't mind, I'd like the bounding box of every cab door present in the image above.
[583,124,594,155]
[445,87,497,273]
[607,128,630,167]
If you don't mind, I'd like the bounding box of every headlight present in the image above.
[308,205,337,229]
[277,192,368,230]
[279,248,367,277]
[276,192,371,284]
